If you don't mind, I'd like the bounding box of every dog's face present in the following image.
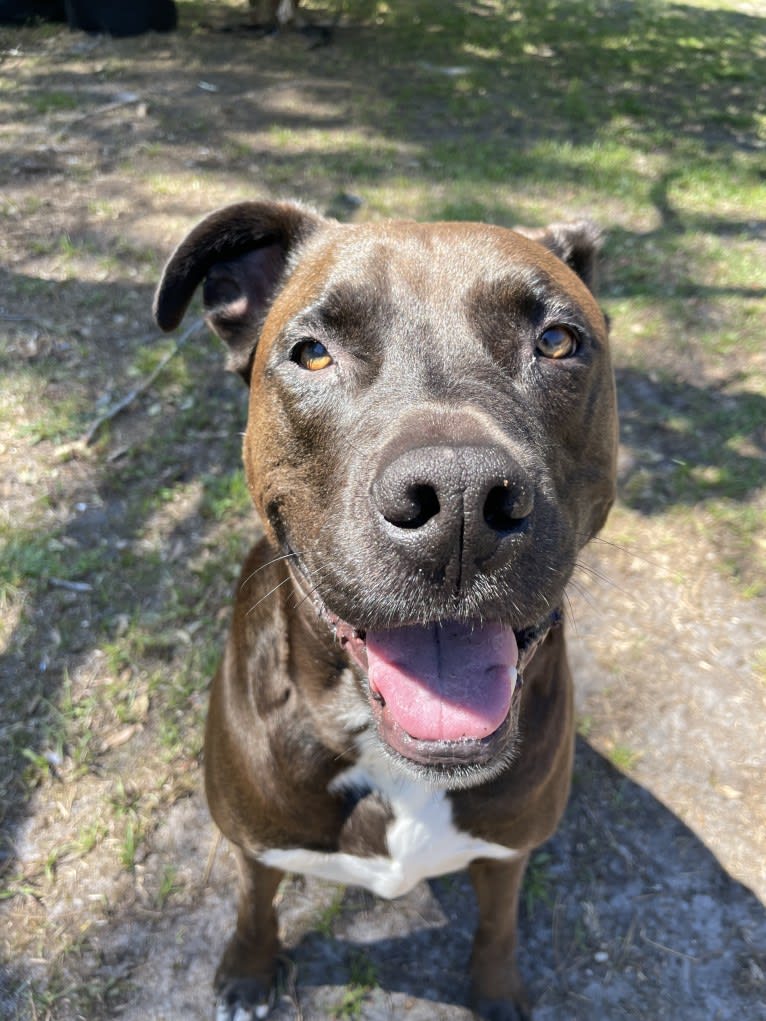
[156,203,617,788]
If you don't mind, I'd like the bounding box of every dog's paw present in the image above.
[472,995,532,1021]
[214,977,276,1021]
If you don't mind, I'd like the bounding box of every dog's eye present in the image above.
[292,340,333,371]
[536,325,578,359]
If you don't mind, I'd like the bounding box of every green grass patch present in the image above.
[608,743,642,773]
[333,951,379,1020]
[315,886,347,938]
[0,365,87,444]
[199,470,251,522]
[25,90,78,114]
[0,528,103,598]
[524,850,554,916]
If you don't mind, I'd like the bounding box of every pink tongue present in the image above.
[365,622,518,742]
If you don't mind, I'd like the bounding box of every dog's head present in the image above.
[155,202,617,788]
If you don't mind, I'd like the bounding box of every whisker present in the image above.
[286,555,332,612]
[573,559,631,599]
[562,589,580,636]
[333,742,363,765]
[239,550,302,592]
[565,578,597,617]
[246,575,294,616]
[290,583,321,615]
[590,535,661,570]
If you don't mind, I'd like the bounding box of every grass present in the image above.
[608,743,642,774]
[315,886,347,938]
[333,951,379,1019]
[0,528,104,600]
[524,851,554,917]
[155,865,181,909]
[0,369,86,447]
[199,469,251,522]
[0,0,764,1017]
[25,90,79,115]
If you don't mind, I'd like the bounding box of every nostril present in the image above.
[382,483,440,530]
[484,484,532,534]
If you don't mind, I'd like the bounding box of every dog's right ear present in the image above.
[154,201,325,381]
[515,220,602,292]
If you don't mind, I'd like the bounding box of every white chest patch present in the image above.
[259,742,518,900]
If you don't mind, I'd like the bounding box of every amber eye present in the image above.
[536,325,578,359]
[292,340,333,371]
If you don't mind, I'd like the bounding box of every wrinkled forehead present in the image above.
[284,220,603,327]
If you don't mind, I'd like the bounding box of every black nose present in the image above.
[371,443,534,582]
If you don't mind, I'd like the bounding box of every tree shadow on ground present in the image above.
[0,269,249,880]
[1,1,764,1010]
[616,366,766,513]
[276,741,766,1020]
[60,739,766,1020]
[9,0,766,155]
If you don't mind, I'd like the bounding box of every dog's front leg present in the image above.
[468,854,531,1021]
[214,852,284,1021]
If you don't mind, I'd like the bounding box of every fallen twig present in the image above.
[49,577,93,593]
[0,312,49,330]
[82,318,204,447]
[203,828,222,888]
[280,954,303,1021]
[640,929,698,961]
[581,800,638,870]
[55,91,144,140]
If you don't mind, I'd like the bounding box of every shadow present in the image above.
[4,0,765,166]
[273,741,766,1019]
[616,366,766,513]
[66,740,766,1020]
[2,257,762,888]
[598,172,766,303]
[1,0,764,1014]
[0,268,250,880]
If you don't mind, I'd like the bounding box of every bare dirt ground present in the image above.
[1,4,764,1020]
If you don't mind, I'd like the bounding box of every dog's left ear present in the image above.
[516,220,602,292]
[154,201,325,381]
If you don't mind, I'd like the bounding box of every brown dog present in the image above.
[154,203,617,1021]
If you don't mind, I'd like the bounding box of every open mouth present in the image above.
[285,549,559,773]
[316,595,559,771]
